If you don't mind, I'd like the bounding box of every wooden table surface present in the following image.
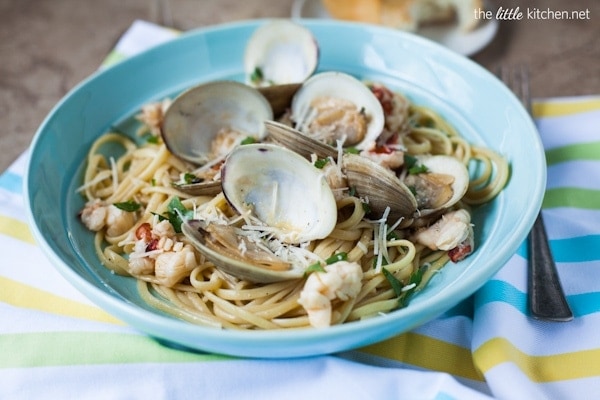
[1,0,598,172]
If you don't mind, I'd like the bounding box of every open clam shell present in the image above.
[290,71,385,150]
[221,143,338,245]
[342,153,418,221]
[406,155,470,216]
[182,220,304,283]
[244,19,319,87]
[161,80,273,165]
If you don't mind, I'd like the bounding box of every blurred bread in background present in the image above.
[321,0,483,32]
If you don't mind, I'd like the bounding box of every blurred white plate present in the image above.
[291,0,498,56]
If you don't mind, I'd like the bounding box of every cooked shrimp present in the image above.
[360,144,405,170]
[136,98,171,136]
[298,260,363,328]
[154,245,197,287]
[80,199,135,237]
[80,199,107,232]
[128,220,197,286]
[413,209,474,261]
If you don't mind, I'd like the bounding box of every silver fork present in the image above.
[497,65,573,322]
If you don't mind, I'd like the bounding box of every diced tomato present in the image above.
[448,243,472,263]
[135,222,153,242]
[370,84,394,116]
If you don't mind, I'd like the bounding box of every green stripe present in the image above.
[546,141,600,166]
[0,331,230,368]
[543,188,600,210]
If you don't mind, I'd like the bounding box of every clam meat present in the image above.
[290,71,385,150]
[404,155,470,216]
[161,80,273,166]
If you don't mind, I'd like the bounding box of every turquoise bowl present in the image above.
[25,20,544,358]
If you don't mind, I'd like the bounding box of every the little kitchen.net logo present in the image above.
[475,6,591,21]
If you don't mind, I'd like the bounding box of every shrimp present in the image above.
[154,245,197,287]
[136,98,171,136]
[298,260,363,328]
[360,144,405,170]
[128,220,197,286]
[413,209,474,262]
[80,199,135,237]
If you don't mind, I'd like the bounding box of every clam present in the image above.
[244,19,319,87]
[182,143,338,283]
[221,143,337,244]
[161,80,273,166]
[405,155,470,216]
[264,121,418,222]
[264,120,338,160]
[290,71,385,150]
[342,153,418,221]
[182,220,304,283]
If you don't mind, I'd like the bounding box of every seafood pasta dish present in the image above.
[77,21,508,330]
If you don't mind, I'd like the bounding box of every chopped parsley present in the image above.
[182,172,202,184]
[382,265,427,308]
[409,164,429,174]
[404,154,417,169]
[361,201,372,214]
[344,147,360,154]
[314,158,329,169]
[113,200,141,212]
[250,66,264,84]
[305,252,348,276]
[325,252,348,264]
[146,134,160,144]
[386,229,401,241]
[240,136,257,145]
[404,154,429,174]
[305,262,326,275]
[152,196,194,233]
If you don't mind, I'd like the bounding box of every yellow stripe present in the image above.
[0,276,123,325]
[0,215,35,244]
[360,332,484,381]
[533,98,600,118]
[474,337,600,382]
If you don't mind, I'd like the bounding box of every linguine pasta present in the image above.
[77,82,509,330]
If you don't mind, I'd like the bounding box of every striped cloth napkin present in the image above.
[2,20,600,399]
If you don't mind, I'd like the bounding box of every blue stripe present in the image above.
[476,280,600,318]
[476,280,527,314]
[552,235,600,263]
[0,171,22,194]
[514,236,600,263]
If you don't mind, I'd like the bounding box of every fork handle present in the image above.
[528,212,573,321]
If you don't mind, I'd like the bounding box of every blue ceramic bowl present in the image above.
[24,20,544,358]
